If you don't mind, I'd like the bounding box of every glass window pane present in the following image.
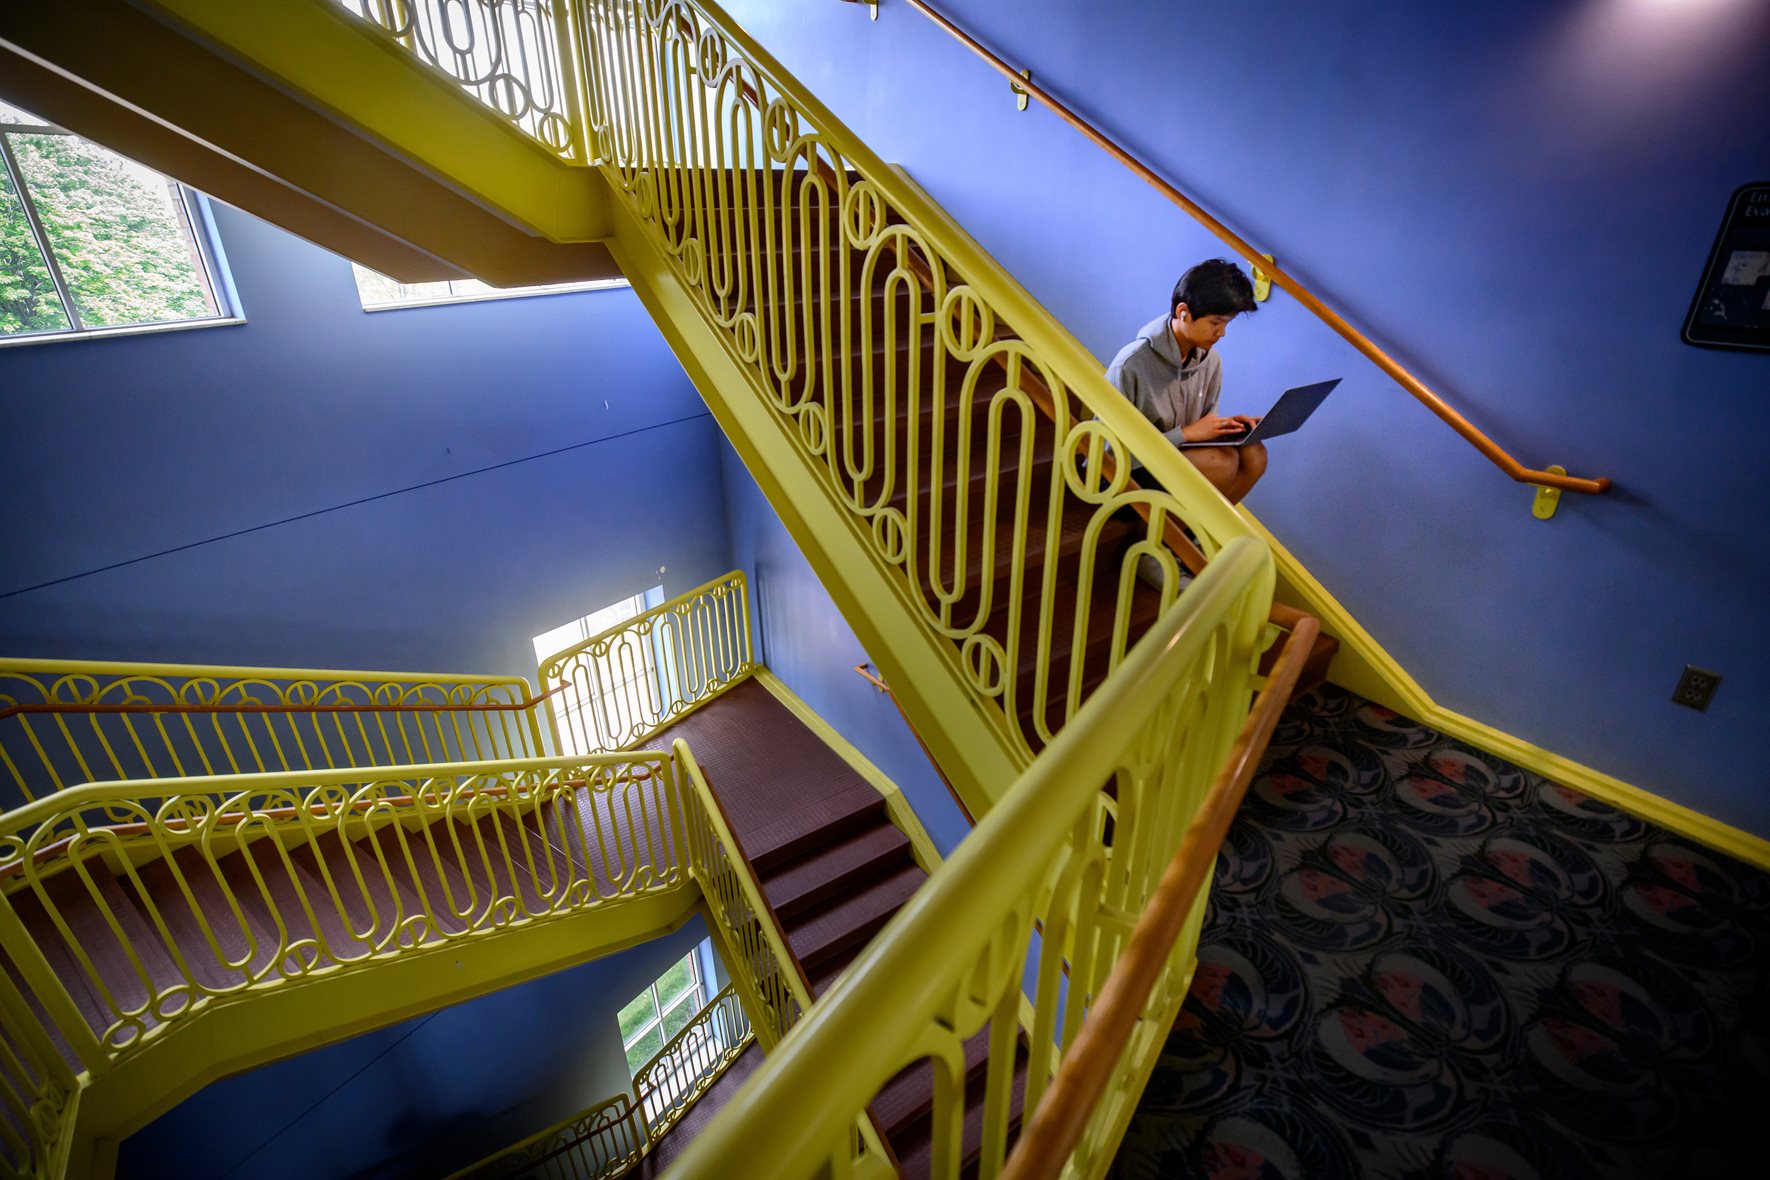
[625,1025,664,1073]
[1,148,72,337]
[655,954,695,1007]
[618,990,658,1043]
[9,132,216,329]
[662,993,697,1040]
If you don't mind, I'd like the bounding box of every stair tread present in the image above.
[806,948,856,1000]
[134,845,280,992]
[889,1051,1030,1180]
[286,829,425,952]
[644,681,888,873]
[784,862,926,970]
[872,1028,992,1136]
[760,821,914,921]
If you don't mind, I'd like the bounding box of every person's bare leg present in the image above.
[1224,442,1267,504]
[1183,447,1241,500]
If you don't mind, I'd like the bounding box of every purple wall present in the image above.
[722,0,1770,837]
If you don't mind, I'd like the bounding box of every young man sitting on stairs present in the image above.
[1105,258,1265,504]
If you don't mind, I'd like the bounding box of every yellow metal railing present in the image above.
[332,0,592,162]
[536,571,754,754]
[578,0,1261,761]
[632,982,750,1131]
[459,1092,645,1180]
[672,742,805,1049]
[453,983,753,1180]
[0,750,689,1179]
[663,535,1274,1180]
[0,659,546,808]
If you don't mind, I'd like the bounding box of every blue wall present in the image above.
[723,0,1770,837]
[0,202,730,682]
[118,919,711,1180]
[720,441,969,856]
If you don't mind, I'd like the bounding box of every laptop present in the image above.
[1180,378,1340,448]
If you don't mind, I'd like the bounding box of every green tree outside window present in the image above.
[0,102,226,340]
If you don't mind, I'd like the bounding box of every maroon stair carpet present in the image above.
[645,678,1024,1176]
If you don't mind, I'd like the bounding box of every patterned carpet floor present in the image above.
[1113,685,1770,1179]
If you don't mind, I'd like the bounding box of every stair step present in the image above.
[213,839,349,976]
[134,845,282,991]
[746,789,887,877]
[888,1051,1029,1180]
[806,944,860,1000]
[783,862,925,972]
[919,499,1136,633]
[1006,567,1168,745]
[760,822,914,922]
[287,830,425,952]
[366,823,478,938]
[872,1028,992,1138]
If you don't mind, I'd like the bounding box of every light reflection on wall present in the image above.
[1537,0,1766,142]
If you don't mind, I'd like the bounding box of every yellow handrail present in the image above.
[536,571,754,755]
[661,535,1275,1180]
[0,658,546,807]
[579,0,1268,769]
[898,0,1609,497]
[1004,613,1320,1180]
[673,739,893,1171]
[632,983,752,1135]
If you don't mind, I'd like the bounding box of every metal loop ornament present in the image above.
[842,181,888,249]
[938,287,995,360]
[763,99,801,163]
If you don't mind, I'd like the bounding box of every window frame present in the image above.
[620,949,707,1073]
[0,112,241,348]
[351,263,629,313]
[534,586,667,756]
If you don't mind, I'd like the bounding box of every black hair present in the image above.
[1171,259,1258,319]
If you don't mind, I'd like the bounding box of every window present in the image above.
[351,263,626,311]
[0,101,233,344]
[533,586,668,755]
[618,944,710,1075]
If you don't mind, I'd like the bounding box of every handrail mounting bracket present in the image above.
[1531,466,1567,520]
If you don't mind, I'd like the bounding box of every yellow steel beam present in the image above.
[73,888,700,1150]
[141,0,610,243]
[0,42,469,284]
[0,0,620,286]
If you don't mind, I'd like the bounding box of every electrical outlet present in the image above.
[1672,666,1722,711]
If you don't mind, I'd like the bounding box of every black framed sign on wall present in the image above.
[1683,182,1770,353]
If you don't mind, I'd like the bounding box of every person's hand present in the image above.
[1181,414,1252,442]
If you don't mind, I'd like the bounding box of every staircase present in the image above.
[0,3,1311,1177]
[645,678,1025,1176]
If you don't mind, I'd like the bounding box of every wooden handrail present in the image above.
[0,682,566,723]
[999,613,1320,1180]
[897,0,1610,496]
[852,663,975,827]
